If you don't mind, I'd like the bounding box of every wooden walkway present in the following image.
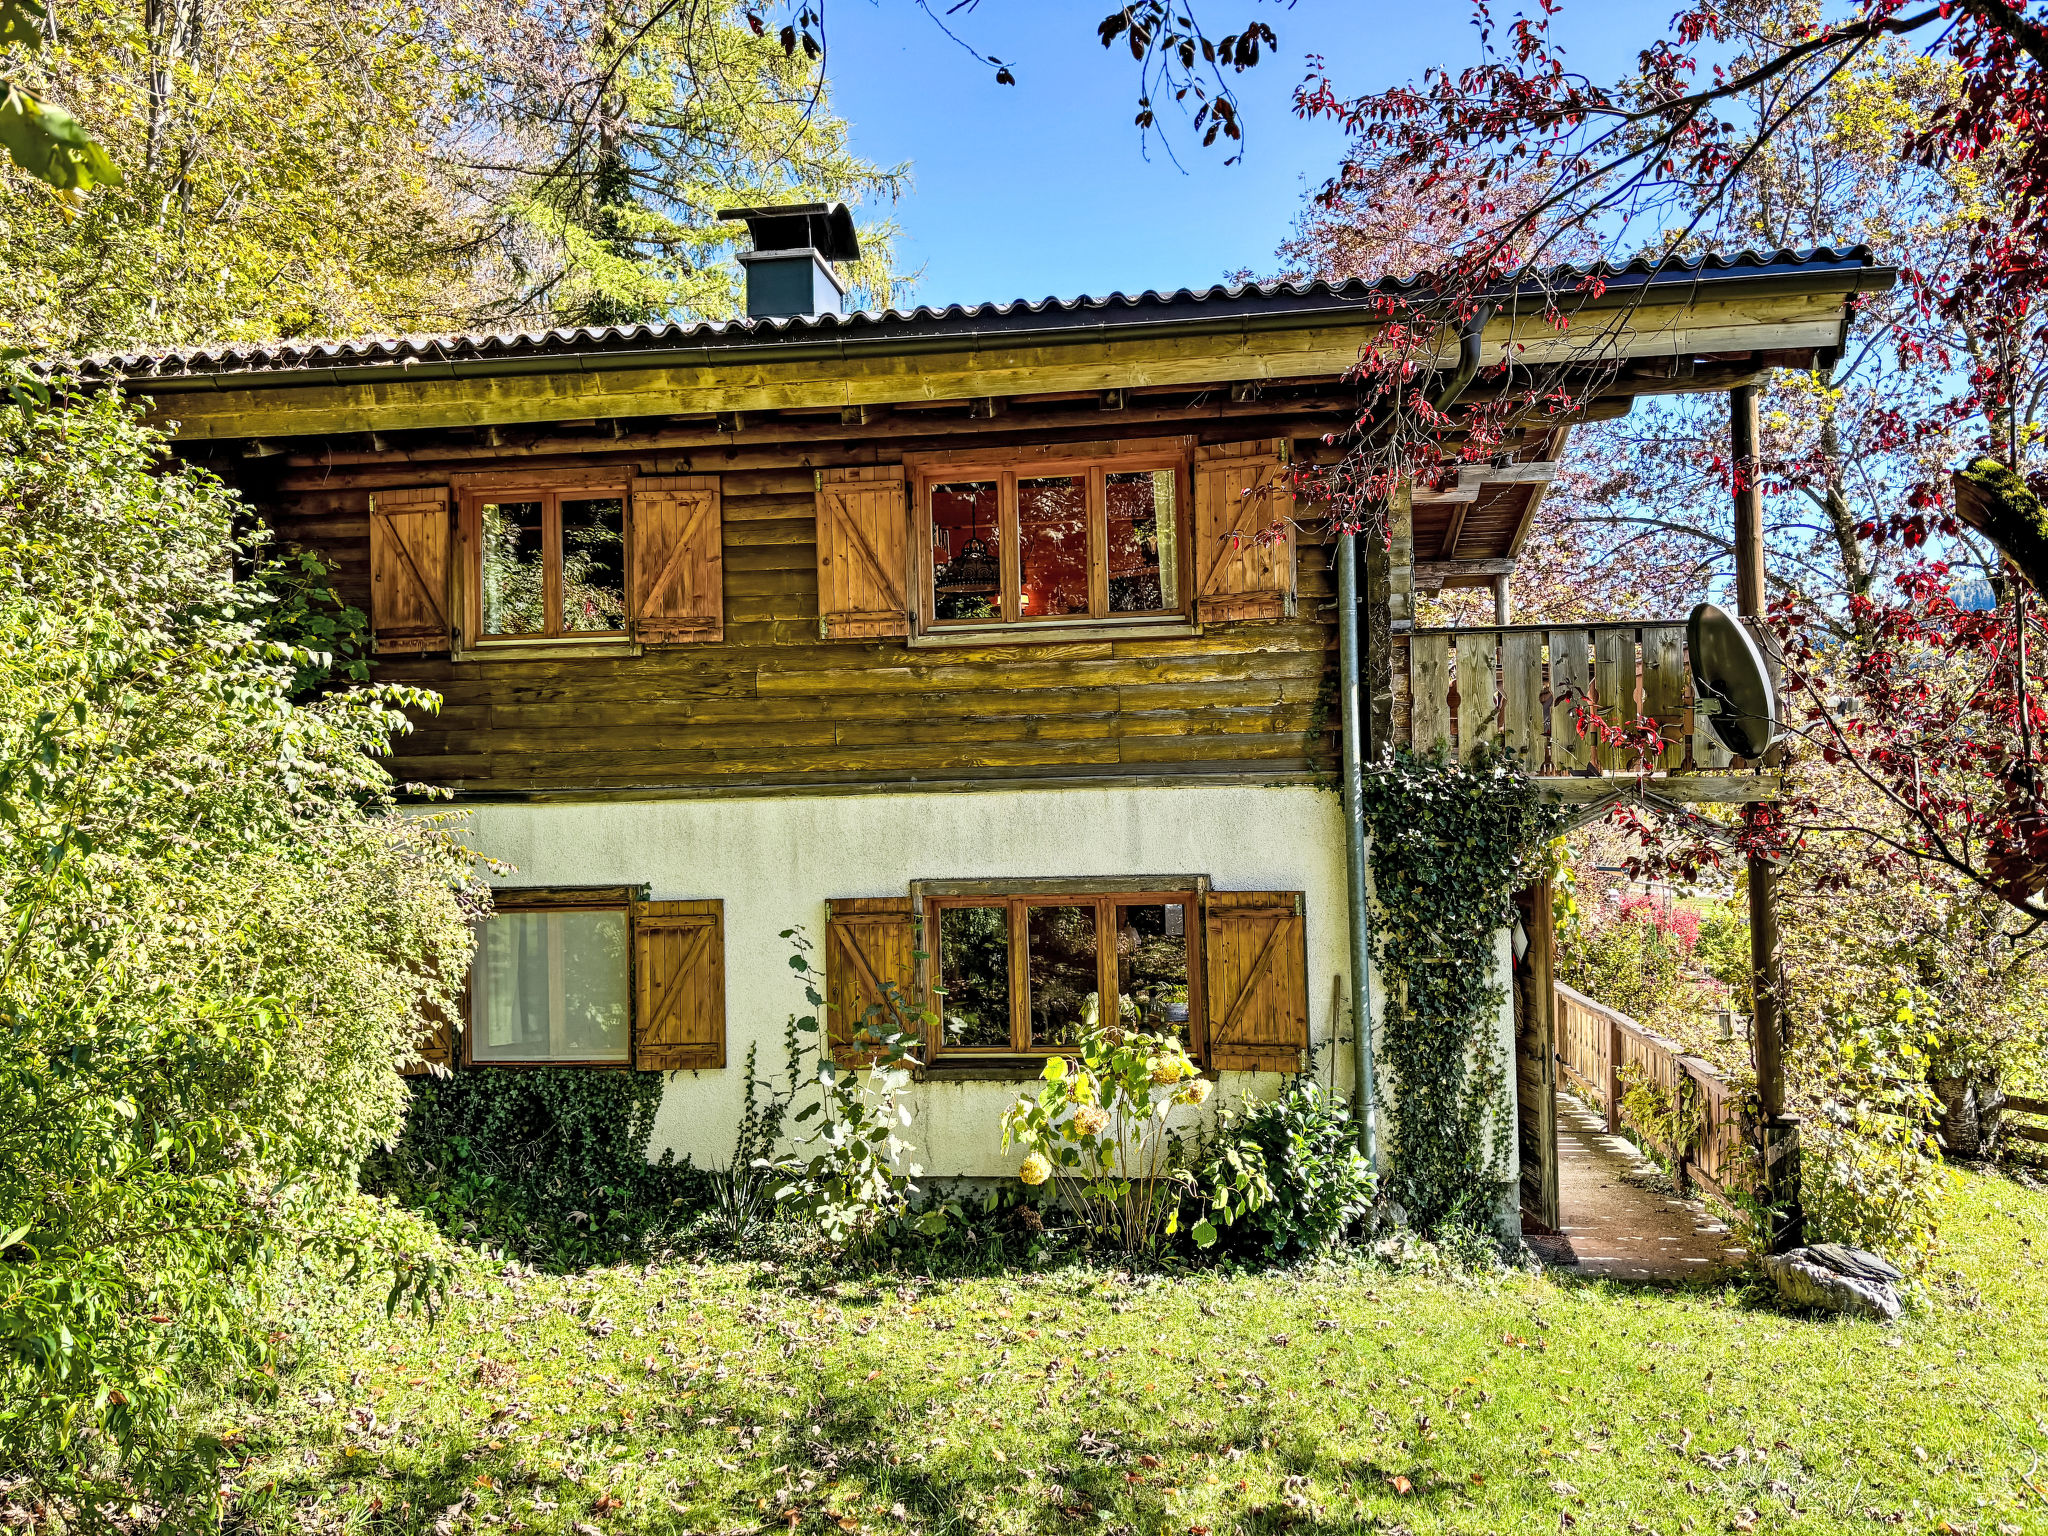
[1525,1092,1743,1282]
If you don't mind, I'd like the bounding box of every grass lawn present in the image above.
[220,1168,2048,1536]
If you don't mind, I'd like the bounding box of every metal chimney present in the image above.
[717,201,862,319]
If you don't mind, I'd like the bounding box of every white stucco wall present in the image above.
[457,784,1365,1177]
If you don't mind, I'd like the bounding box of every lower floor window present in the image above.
[930,891,1198,1058]
[470,905,631,1064]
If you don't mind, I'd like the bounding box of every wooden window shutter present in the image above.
[632,899,726,1071]
[1192,441,1296,624]
[368,485,453,653]
[815,466,910,639]
[630,475,723,643]
[823,898,919,1065]
[399,972,465,1076]
[1203,890,1309,1073]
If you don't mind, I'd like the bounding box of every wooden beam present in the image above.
[140,289,1861,442]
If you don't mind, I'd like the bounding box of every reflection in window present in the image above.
[1116,902,1191,1045]
[481,501,546,635]
[938,905,1010,1048]
[560,497,626,632]
[470,908,631,1062]
[1027,903,1098,1046]
[932,481,1001,622]
[1018,475,1089,618]
[1106,470,1177,614]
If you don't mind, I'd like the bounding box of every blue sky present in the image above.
[821,0,1652,308]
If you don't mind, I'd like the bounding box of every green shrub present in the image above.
[363,1068,707,1269]
[1193,1074,1376,1261]
[0,385,473,1524]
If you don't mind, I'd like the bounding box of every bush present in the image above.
[1193,1074,1376,1261]
[1001,1024,1213,1255]
[0,384,474,1523]
[361,1069,707,1269]
[1558,889,1710,1034]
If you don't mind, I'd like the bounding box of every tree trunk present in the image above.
[1953,457,2048,596]
[1820,414,1873,634]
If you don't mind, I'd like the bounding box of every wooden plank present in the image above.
[1410,634,1452,756]
[1500,630,1543,772]
[1456,630,1499,762]
[1641,623,1686,771]
[1594,627,1635,772]
[1549,628,1591,771]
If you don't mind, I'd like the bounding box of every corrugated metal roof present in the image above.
[65,246,1887,383]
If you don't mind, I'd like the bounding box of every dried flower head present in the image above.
[1175,1076,1213,1106]
[1018,1151,1052,1186]
[1073,1105,1111,1137]
[1150,1056,1187,1086]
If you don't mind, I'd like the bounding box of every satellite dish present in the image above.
[1687,602,1781,760]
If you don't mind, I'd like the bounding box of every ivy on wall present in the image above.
[1359,746,1565,1232]
[362,1069,706,1269]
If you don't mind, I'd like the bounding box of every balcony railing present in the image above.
[1392,621,1754,779]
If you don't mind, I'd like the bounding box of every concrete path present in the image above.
[1525,1091,1743,1282]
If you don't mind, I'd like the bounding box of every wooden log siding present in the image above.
[1554,982,1749,1198]
[1390,622,1746,778]
[261,453,1338,796]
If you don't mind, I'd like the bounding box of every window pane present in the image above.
[937,905,1010,1049]
[481,501,547,636]
[1018,475,1089,618]
[1106,470,1178,613]
[470,909,630,1063]
[560,497,625,632]
[1027,903,1098,1047]
[931,481,1001,622]
[1115,902,1191,1044]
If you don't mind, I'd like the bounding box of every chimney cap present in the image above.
[717,201,861,264]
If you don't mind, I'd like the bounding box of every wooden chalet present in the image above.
[78,206,1891,1227]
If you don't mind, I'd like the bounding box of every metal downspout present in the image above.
[1337,303,1492,1172]
[1337,526,1379,1169]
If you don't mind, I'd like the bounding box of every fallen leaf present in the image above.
[1389,1475,1413,1496]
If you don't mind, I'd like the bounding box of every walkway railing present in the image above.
[1393,622,1745,775]
[1554,982,1751,1198]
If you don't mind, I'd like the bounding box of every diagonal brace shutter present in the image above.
[1203,890,1309,1072]
[369,485,452,653]
[815,467,910,639]
[630,475,723,643]
[823,898,920,1065]
[1192,442,1295,624]
[633,899,726,1071]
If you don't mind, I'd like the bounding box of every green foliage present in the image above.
[1,0,904,354]
[1192,1072,1376,1261]
[1001,1024,1213,1255]
[769,928,944,1253]
[362,1068,706,1270]
[1799,987,1951,1262]
[251,543,371,696]
[1616,1061,1707,1166]
[1359,746,1567,1232]
[0,385,473,1523]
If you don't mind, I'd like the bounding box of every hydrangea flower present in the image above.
[1019,1151,1052,1186]
[1074,1105,1110,1136]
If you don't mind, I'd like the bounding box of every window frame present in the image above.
[464,885,641,1070]
[908,440,1195,640]
[920,883,1207,1065]
[455,470,632,650]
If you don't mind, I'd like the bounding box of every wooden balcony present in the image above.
[1391,622,1777,802]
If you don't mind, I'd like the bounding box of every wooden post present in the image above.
[1731,383,1801,1251]
[1492,571,1512,626]
[1605,1016,1623,1136]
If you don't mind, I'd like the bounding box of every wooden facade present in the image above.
[255,421,1342,800]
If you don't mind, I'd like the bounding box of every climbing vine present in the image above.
[1359,746,1566,1232]
[363,1068,706,1269]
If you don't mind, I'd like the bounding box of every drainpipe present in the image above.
[1337,523,1379,1168]
[1337,303,1493,1172]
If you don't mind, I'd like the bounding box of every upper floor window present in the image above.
[475,488,628,639]
[915,448,1189,632]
